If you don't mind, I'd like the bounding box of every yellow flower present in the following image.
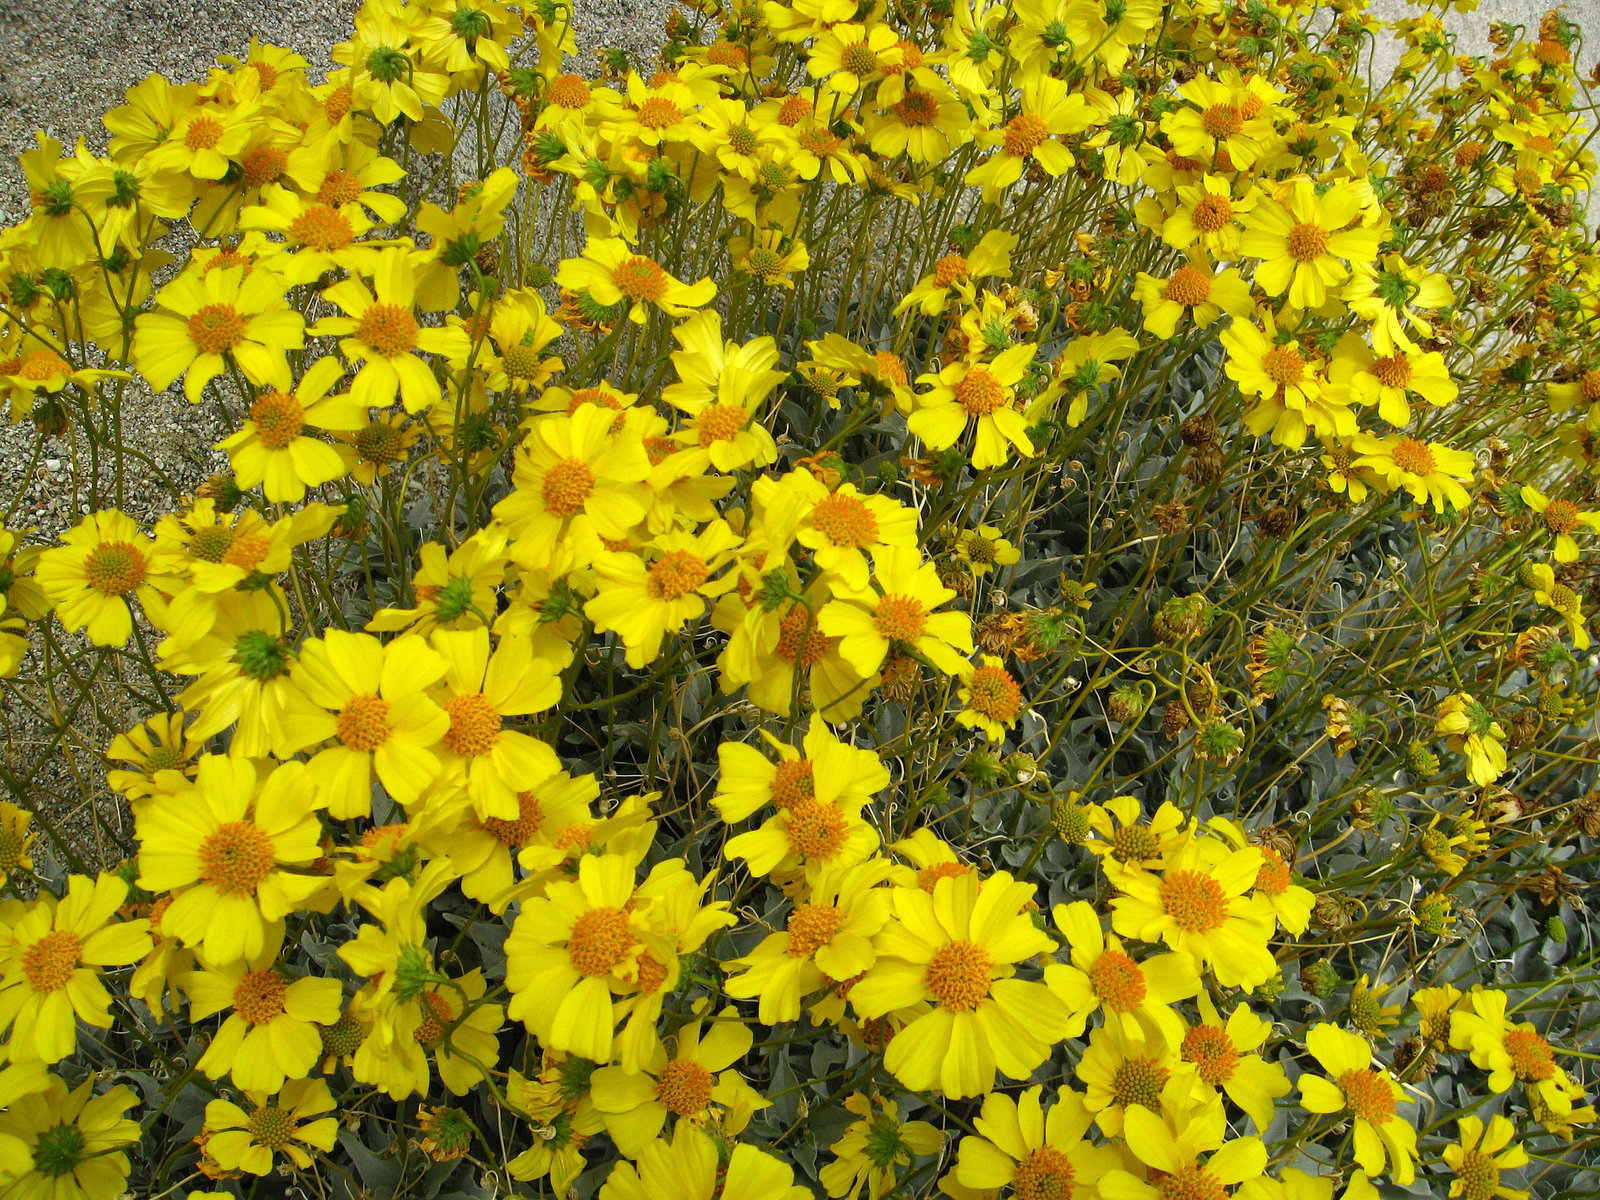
[238,185,390,285]
[1442,1115,1531,1200]
[1106,838,1279,991]
[1134,259,1253,340]
[1179,992,1291,1132]
[1523,562,1591,649]
[331,8,450,124]
[965,76,1088,200]
[956,656,1026,742]
[787,475,919,592]
[954,1086,1113,1200]
[820,1092,942,1200]
[202,1077,338,1176]
[1297,1023,1418,1185]
[850,871,1068,1098]
[1076,1018,1198,1137]
[0,801,35,886]
[332,410,420,483]
[1083,795,1191,869]
[818,545,975,679]
[724,858,894,1024]
[505,852,662,1062]
[590,1004,764,1156]
[1435,693,1508,786]
[1342,254,1455,354]
[216,355,361,503]
[366,526,509,636]
[1352,433,1474,512]
[866,78,970,163]
[557,238,716,324]
[313,247,471,412]
[1099,1102,1268,1200]
[951,525,1021,578]
[1222,319,1351,450]
[1240,179,1382,308]
[1521,485,1600,562]
[36,510,162,647]
[429,627,563,820]
[909,343,1037,469]
[0,1076,139,1200]
[184,949,343,1092]
[0,874,150,1063]
[585,520,744,669]
[1160,174,1258,258]
[1045,899,1200,1046]
[1162,74,1283,169]
[600,1126,811,1200]
[896,230,1016,317]
[289,629,450,817]
[133,263,304,402]
[1449,986,1578,1112]
[1325,332,1457,427]
[135,756,325,963]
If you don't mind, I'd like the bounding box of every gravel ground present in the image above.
[0,0,1589,865]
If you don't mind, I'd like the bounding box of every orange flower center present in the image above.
[655,1058,714,1115]
[233,969,288,1024]
[289,204,354,252]
[1581,369,1600,403]
[647,549,709,600]
[770,758,816,809]
[221,532,271,571]
[336,694,392,752]
[187,304,245,354]
[18,350,71,381]
[325,85,354,123]
[612,256,670,303]
[1109,823,1160,863]
[811,493,879,547]
[1005,113,1050,158]
[1200,104,1242,138]
[956,366,1007,416]
[924,938,992,1011]
[199,821,276,896]
[241,145,287,188]
[1389,437,1436,477]
[355,303,419,357]
[1541,498,1581,535]
[1255,847,1291,894]
[778,95,813,126]
[252,61,280,89]
[785,798,848,860]
[1013,1145,1076,1200]
[1286,222,1330,261]
[83,541,148,594]
[443,693,502,757]
[635,96,684,130]
[1504,1028,1557,1081]
[481,791,543,846]
[798,126,839,155]
[547,74,591,108]
[249,390,305,450]
[966,665,1023,723]
[318,168,363,206]
[1190,193,1233,232]
[1370,354,1413,389]
[786,902,845,957]
[542,458,595,517]
[567,906,634,976]
[1181,1024,1238,1084]
[22,930,80,992]
[1111,1055,1169,1110]
[696,403,747,445]
[1261,345,1306,388]
[185,114,225,151]
[1337,1067,1397,1123]
[873,593,928,642]
[933,254,970,288]
[894,90,939,126]
[1163,267,1212,306]
[706,42,747,67]
[917,860,970,891]
[636,950,668,995]
[875,352,908,385]
[775,605,832,669]
[414,990,455,1043]
[1157,1165,1229,1200]
[1159,868,1229,932]
[1088,948,1146,1012]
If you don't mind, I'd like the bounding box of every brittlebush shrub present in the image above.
[0,0,1598,1197]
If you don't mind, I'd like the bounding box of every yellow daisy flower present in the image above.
[1240,179,1382,309]
[135,756,325,964]
[600,1126,811,1200]
[896,229,1016,317]
[956,656,1026,742]
[556,238,716,325]
[908,343,1037,469]
[1520,485,1600,562]
[1351,433,1474,512]
[850,870,1068,1099]
[1441,1115,1531,1200]
[1133,259,1253,340]
[1045,898,1200,1046]
[1297,1023,1418,1185]
[818,544,975,679]
[0,874,150,1063]
[35,510,163,647]
[184,949,343,1092]
[1435,693,1508,786]
[820,1092,942,1200]
[1180,991,1291,1132]
[0,1076,139,1200]
[215,355,361,503]
[202,1077,338,1176]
